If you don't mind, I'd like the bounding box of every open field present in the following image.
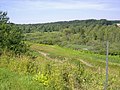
[0,42,120,90]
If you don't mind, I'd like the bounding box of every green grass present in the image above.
[30,42,120,65]
[0,42,120,90]
[0,68,46,90]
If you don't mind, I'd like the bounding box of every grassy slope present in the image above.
[0,68,46,90]
[30,42,120,66]
[0,42,120,90]
[30,43,120,87]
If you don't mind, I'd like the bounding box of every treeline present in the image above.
[17,19,120,33]
[0,11,27,56]
[22,19,120,56]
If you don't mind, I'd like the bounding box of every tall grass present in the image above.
[0,43,120,90]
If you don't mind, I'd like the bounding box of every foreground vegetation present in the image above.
[0,43,120,90]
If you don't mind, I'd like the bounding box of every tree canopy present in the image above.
[0,11,27,55]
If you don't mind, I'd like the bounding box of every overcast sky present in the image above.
[0,0,120,24]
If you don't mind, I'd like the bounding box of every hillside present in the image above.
[0,42,120,90]
[20,19,120,56]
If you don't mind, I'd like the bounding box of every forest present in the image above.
[18,19,120,55]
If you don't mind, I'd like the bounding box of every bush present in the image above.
[0,11,28,55]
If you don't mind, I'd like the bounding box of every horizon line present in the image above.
[12,19,120,24]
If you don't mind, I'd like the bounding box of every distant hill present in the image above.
[16,19,120,33]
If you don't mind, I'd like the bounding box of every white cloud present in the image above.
[1,0,119,11]
[5,0,109,10]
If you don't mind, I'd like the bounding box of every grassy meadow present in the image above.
[0,42,120,90]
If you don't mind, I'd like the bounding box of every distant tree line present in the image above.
[17,19,120,33]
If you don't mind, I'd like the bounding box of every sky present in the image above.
[0,0,120,24]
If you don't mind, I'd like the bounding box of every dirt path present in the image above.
[79,59,93,67]
[38,51,48,57]
[38,51,63,63]
[38,51,94,68]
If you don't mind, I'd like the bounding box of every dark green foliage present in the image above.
[0,11,27,55]
[17,19,120,33]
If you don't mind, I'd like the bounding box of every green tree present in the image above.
[0,11,27,55]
